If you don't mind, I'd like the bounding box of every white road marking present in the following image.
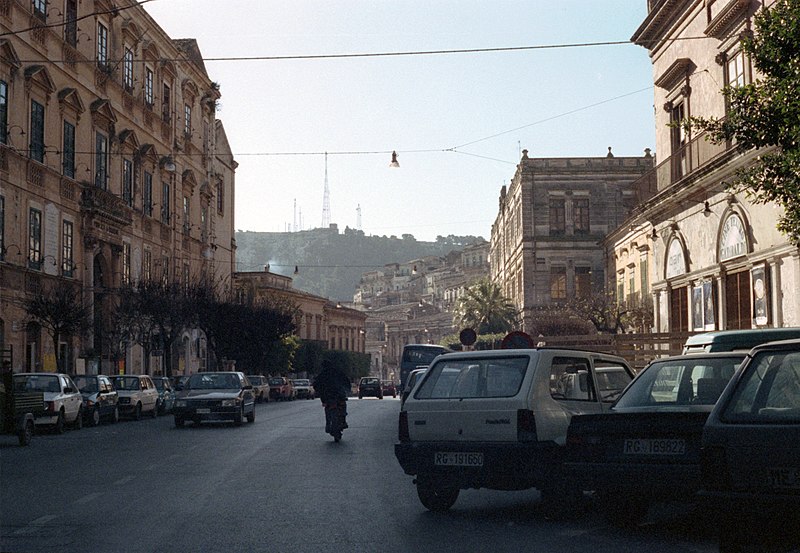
[13,514,58,535]
[75,492,103,505]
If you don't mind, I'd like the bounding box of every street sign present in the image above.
[459,328,477,347]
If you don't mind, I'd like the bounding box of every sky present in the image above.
[143,0,656,242]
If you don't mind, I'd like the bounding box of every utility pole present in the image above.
[321,152,331,228]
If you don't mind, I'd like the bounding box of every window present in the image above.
[549,199,565,236]
[550,266,567,300]
[722,350,800,423]
[0,195,4,261]
[161,254,169,284]
[201,206,207,240]
[161,181,170,224]
[183,263,189,292]
[575,267,591,299]
[123,48,134,91]
[143,172,153,216]
[95,132,108,188]
[161,83,171,122]
[29,208,42,269]
[628,269,636,304]
[63,121,75,178]
[97,22,108,66]
[143,249,151,281]
[726,49,746,89]
[32,0,46,18]
[184,104,191,135]
[573,198,590,235]
[549,357,594,401]
[122,242,131,285]
[670,101,687,180]
[64,0,77,46]
[145,68,154,106]
[216,181,224,214]
[30,100,45,163]
[0,80,6,144]
[183,197,190,234]
[123,159,133,207]
[62,221,73,276]
[640,256,649,302]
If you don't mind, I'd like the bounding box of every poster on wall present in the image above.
[703,281,715,330]
[692,285,705,331]
[752,265,769,326]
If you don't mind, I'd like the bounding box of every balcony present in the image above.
[654,130,734,192]
[80,186,133,227]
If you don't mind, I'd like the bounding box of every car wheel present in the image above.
[358,394,363,399]
[157,399,164,415]
[174,416,185,428]
[73,408,83,430]
[133,403,142,421]
[18,418,34,446]
[416,478,459,512]
[54,410,65,434]
[89,407,101,427]
[234,405,244,426]
[151,403,158,418]
[246,407,255,423]
[110,406,119,424]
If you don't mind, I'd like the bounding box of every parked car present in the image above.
[173,371,256,427]
[701,339,800,553]
[395,349,634,512]
[682,327,800,354]
[1,372,43,445]
[13,373,83,433]
[110,375,159,420]
[564,352,746,526]
[152,376,176,415]
[246,375,270,403]
[382,380,397,398]
[268,377,295,401]
[400,368,427,407]
[72,374,119,426]
[171,375,189,392]
[358,377,383,399]
[292,379,314,399]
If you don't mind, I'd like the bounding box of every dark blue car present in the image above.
[73,374,119,426]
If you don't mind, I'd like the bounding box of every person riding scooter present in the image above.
[313,360,350,430]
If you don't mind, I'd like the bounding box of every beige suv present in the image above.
[111,375,159,420]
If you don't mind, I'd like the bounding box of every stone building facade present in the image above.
[615,0,800,332]
[490,149,653,334]
[0,0,236,374]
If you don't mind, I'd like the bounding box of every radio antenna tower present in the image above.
[321,152,331,228]
[356,204,362,231]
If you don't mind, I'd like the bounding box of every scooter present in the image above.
[324,400,347,442]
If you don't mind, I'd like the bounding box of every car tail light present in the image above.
[398,411,410,443]
[517,409,537,442]
[701,446,731,491]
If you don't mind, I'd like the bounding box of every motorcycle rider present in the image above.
[313,359,350,430]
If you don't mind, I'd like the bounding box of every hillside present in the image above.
[235,228,486,301]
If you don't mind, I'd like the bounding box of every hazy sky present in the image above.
[143,0,655,242]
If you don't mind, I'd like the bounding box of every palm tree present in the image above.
[453,279,518,335]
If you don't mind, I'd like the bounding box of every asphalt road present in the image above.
[1,397,719,553]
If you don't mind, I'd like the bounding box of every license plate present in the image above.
[624,438,686,455]
[434,452,483,467]
[196,408,211,414]
[768,467,800,489]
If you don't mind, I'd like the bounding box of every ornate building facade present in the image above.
[0,0,236,374]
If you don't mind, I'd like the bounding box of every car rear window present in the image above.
[414,356,528,400]
[614,355,744,408]
[722,350,800,423]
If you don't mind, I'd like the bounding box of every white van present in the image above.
[394,348,634,511]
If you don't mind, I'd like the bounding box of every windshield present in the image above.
[402,346,448,366]
[13,374,60,393]
[614,355,744,409]
[112,377,141,391]
[72,376,98,393]
[269,379,284,386]
[722,350,800,423]
[248,376,263,385]
[188,373,241,390]
[361,378,379,385]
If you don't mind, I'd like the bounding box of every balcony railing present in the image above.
[80,186,133,226]
[654,130,733,192]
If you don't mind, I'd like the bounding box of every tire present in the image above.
[358,395,363,399]
[73,409,83,430]
[18,419,34,446]
[234,405,244,426]
[110,406,119,424]
[174,416,185,428]
[151,402,158,418]
[89,407,101,427]
[246,407,255,423]
[133,403,142,421]
[54,410,65,434]
[416,479,459,512]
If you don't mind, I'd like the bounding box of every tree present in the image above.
[688,0,800,245]
[23,281,90,373]
[453,279,518,334]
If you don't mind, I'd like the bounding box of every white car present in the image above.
[13,373,83,433]
[111,375,159,420]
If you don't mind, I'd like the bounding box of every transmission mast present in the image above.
[356,204,362,231]
[321,152,331,228]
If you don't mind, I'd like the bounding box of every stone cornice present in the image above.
[705,0,751,38]
[655,58,696,89]
[632,0,696,47]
